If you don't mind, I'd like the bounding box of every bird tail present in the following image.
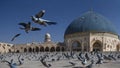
[19,27,25,30]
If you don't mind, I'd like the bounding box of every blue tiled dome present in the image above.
[65,11,117,35]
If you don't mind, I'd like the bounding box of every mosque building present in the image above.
[64,11,120,52]
[0,11,120,54]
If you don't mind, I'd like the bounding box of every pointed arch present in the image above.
[56,46,60,52]
[29,47,32,52]
[24,48,27,52]
[50,47,55,52]
[92,40,102,52]
[35,46,39,52]
[40,46,44,52]
[16,50,20,53]
[45,47,49,52]
[33,48,35,52]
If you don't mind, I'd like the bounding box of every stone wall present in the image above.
[64,32,120,52]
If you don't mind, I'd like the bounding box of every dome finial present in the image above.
[44,33,51,42]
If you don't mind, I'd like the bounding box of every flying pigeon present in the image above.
[31,16,57,26]
[11,33,21,41]
[1,59,23,68]
[31,10,57,26]
[40,57,51,68]
[19,22,41,33]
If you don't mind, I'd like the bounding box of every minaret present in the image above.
[44,33,51,42]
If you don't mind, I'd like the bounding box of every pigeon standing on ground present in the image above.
[81,58,87,67]
[85,53,90,61]
[86,60,94,68]
[1,59,22,68]
[40,57,51,68]
[96,53,104,66]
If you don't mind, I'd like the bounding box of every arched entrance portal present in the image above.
[72,41,82,51]
[93,41,102,52]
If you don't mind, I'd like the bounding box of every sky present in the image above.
[0,0,120,44]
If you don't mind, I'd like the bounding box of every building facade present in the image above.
[11,33,65,53]
[0,42,13,54]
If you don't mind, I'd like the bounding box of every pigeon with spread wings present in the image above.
[18,22,41,33]
[31,10,57,26]
[31,16,57,26]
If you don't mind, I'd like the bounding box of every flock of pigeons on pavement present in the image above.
[0,51,120,68]
[11,10,57,41]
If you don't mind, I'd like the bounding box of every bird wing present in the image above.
[18,23,27,27]
[11,33,21,41]
[31,27,41,31]
[38,18,57,26]
[31,16,38,22]
[46,22,57,25]
[35,10,45,18]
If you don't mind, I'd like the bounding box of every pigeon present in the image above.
[11,33,21,41]
[40,57,51,68]
[81,58,87,66]
[86,60,94,68]
[31,16,57,26]
[19,22,41,33]
[17,55,24,66]
[31,10,57,26]
[1,59,22,68]
[85,53,90,61]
